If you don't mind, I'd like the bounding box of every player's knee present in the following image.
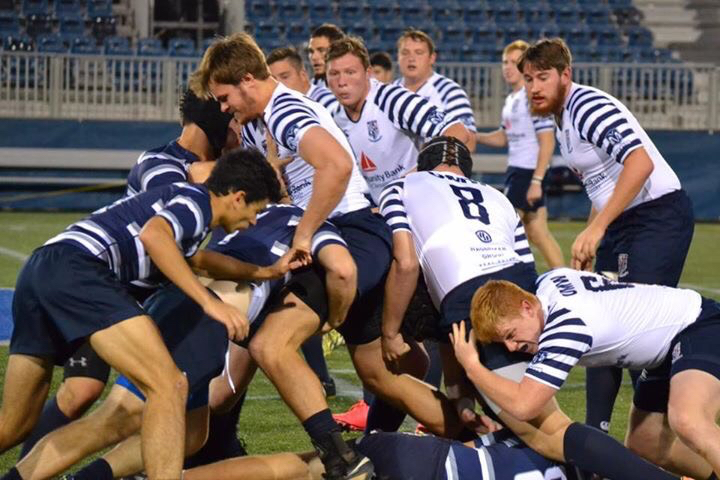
[56,379,105,418]
[248,334,278,371]
[668,406,706,453]
[625,425,665,464]
[147,367,188,402]
[325,256,357,289]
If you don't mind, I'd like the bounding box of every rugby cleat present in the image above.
[333,400,369,432]
[313,430,375,480]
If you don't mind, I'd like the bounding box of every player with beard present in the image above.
[519,38,695,440]
[475,40,564,269]
[307,24,345,88]
[268,46,339,113]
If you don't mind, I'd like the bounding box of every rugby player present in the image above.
[394,29,477,149]
[267,46,338,112]
[369,51,393,84]
[0,149,285,480]
[519,38,694,435]
[466,269,718,478]
[307,23,345,88]
[475,40,564,269]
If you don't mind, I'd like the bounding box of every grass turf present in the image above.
[0,211,717,471]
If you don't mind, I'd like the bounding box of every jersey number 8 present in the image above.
[450,185,490,225]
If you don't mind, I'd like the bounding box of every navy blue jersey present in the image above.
[126,140,199,195]
[46,183,212,288]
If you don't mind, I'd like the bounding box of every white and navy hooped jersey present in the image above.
[126,140,199,196]
[557,83,681,212]
[208,203,346,323]
[379,171,534,308]
[46,183,212,287]
[396,72,476,133]
[445,431,575,480]
[501,87,555,169]
[526,268,702,390]
[242,83,370,216]
[307,82,339,113]
[334,79,459,203]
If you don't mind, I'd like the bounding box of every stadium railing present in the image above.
[0,50,718,131]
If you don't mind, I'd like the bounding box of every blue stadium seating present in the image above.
[169,37,195,57]
[55,0,84,18]
[137,37,164,56]
[26,13,53,37]
[22,0,49,16]
[0,11,20,37]
[71,36,101,54]
[87,0,112,17]
[103,35,131,55]
[37,33,68,52]
[59,15,86,42]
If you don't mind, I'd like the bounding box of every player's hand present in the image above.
[526,182,542,206]
[203,298,250,341]
[450,321,480,371]
[457,403,502,434]
[571,225,605,271]
[265,248,310,279]
[291,232,314,266]
[382,333,411,364]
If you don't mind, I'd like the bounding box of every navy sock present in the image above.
[0,467,22,480]
[422,340,443,389]
[365,397,405,433]
[563,422,679,480]
[303,409,339,443]
[362,388,375,405]
[184,394,247,468]
[72,458,113,480]
[302,336,332,383]
[19,397,71,458]
[585,366,623,432]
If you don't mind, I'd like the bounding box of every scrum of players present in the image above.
[0,21,715,480]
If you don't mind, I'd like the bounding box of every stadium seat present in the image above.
[442,24,467,48]
[0,0,14,12]
[246,0,273,22]
[55,0,85,18]
[275,0,305,22]
[594,25,622,47]
[402,4,431,27]
[378,23,404,43]
[254,21,282,43]
[501,24,529,46]
[433,5,460,28]
[90,15,117,43]
[585,5,612,26]
[555,5,580,28]
[71,36,101,54]
[369,4,398,24]
[22,0,49,16]
[2,33,33,51]
[624,25,653,47]
[462,4,487,24]
[608,0,633,7]
[307,2,337,25]
[470,23,498,45]
[137,37,165,56]
[492,4,519,27]
[169,37,195,57]
[285,21,310,45]
[103,35,132,55]
[25,12,53,37]
[37,33,68,52]
[524,4,552,26]
[596,45,623,62]
[539,25,560,39]
[59,15,86,42]
[567,26,592,47]
[0,11,20,36]
[338,3,366,24]
[572,44,594,62]
[87,0,112,17]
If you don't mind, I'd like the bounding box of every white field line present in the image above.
[0,246,28,262]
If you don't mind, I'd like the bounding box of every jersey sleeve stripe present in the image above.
[566,88,593,113]
[544,308,572,325]
[167,195,205,237]
[156,210,184,245]
[615,138,643,164]
[576,102,615,139]
[524,369,565,390]
[515,247,532,256]
[541,317,586,333]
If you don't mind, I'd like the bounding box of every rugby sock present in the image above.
[302,336,332,384]
[422,340,443,389]
[303,408,339,441]
[19,397,71,458]
[184,394,247,468]
[563,422,679,480]
[72,458,113,480]
[365,397,406,433]
[363,388,375,405]
[0,467,21,480]
[585,366,623,432]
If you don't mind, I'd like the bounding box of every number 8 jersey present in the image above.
[379,170,534,308]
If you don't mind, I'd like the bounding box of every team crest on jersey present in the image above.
[428,109,446,125]
[366,120,382,142]
[606,128,623,145]
[671,342,683,364]
[360,152,377,172]
[529,351,547,371]
[285,124,300,151]
[617,253,629,279]
[475,230,492,243]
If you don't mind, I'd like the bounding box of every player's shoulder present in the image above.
[565,83,618,120]
[431,72,465,93]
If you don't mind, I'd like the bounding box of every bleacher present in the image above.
[245,0,675,64]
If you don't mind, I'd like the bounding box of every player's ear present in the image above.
[232,190,247,208]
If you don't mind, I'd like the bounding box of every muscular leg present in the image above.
[183,452,323,480]
[519,207,564,269]
[90,315,188,480]
[349,338,464,438]
[16,386,143,479]
[317,244,357,330]
[0,354,53,452]
[209,342,257,414]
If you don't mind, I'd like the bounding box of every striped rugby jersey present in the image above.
[379,171,534,308]
[241,82,370,216]
[556,82,681,211]
[46,183,212,288]
[307,82,339,113]
[333,78,459,203]
[526,268,702,390]
[396,71,476,133]
[501,87,555,170]
[126,140,198,196]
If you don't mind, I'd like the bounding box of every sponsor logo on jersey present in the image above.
[606,128,623,145]
[360,152,377,172]
[366,120,382,142]
[618,253,629,279]
[475,230,492,243]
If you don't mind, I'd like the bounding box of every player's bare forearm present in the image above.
[591,148,654,232]
[140,217,214,309]
[475,129,507,148]
[189,250,281,281]
[533,130,555,178]
[381,233,419,339]
[442,122,474,151]
[295,127,352,242]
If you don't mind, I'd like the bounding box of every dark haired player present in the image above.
[307,23,345,88]
[0,149,290,480]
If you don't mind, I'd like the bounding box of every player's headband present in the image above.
[180,89,233,159]
[417,136,473,178]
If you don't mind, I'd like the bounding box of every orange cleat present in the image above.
[333,400,369,432]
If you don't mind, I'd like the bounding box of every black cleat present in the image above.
[313,430,375,480]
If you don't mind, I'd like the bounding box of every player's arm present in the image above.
[450,322,555,421]
[475,128,507,148]
[441,121,474,151]
[527,130,554,205]
[140,217,248,340]
[293,127,353,255]
[188,249,295,281]
[571,148,654,270]
[381,230,419,362]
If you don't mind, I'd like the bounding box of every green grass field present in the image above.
[0,211,718,472]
